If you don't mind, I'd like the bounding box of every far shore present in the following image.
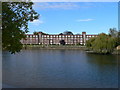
[22,44,86,50]
[22,45,120,55]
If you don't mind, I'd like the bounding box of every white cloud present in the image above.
[29,19,44,26]
[33,2,101,10]
[76,19,95,22]
[33,2,80,10]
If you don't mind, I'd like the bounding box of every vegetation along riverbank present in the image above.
[86,28,120,54]
[22,44,86,50]
[22,44,120,55]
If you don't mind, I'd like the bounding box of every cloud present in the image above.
[76,19,95,22]
[29,19,44,26]
[33,2,80,10]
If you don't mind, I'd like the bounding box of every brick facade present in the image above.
[21,32,98,45]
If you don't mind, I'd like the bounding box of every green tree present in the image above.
[115,30,120,46]
[109,28,120,46]
[86,33,116,54]
[86,37,96,48]
[109,28,118,37]
[2,2,39,54]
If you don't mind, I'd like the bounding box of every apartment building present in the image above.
[21,32,98,45]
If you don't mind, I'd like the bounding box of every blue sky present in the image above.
[28,2,118,34]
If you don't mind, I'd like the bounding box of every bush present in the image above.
[86,33,116,54]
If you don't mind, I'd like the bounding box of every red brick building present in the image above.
[21,32,98,45]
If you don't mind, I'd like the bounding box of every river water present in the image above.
[2,49,119,88]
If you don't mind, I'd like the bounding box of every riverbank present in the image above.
[22,45,120,54]
[112,50,120,55]
[86,51,120,55]
[85,50,120,55]
[22,45,86,50]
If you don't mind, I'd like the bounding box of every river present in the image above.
[2,49,119,88]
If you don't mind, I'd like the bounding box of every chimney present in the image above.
[82,32,86,35]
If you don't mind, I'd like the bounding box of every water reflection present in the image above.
[86,53,118,65]
[3,50,118,88]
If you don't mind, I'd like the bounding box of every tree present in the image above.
[2,2,39,54]
[109,28,118,37]
[115,30,120,46]
[59,33,63,35]
[109,28,120,46]
[86,33,116,54]
[86,37,96,49]
[33,31,39,35]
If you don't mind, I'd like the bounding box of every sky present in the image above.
[28,2,118,34]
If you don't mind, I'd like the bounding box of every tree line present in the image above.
[86,28,120,54]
